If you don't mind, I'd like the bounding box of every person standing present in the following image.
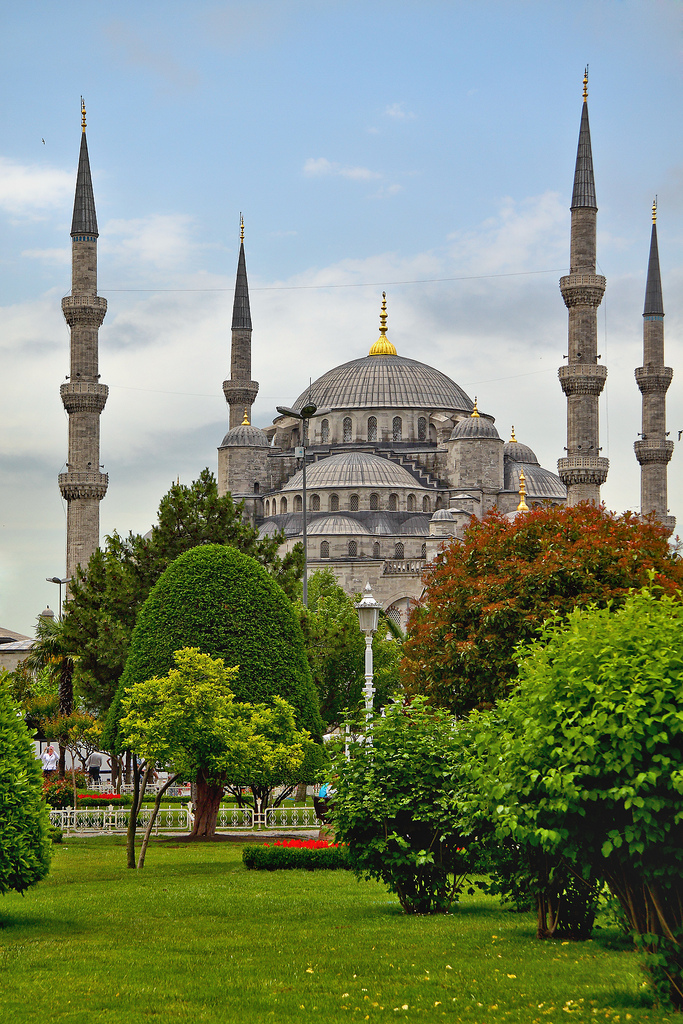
[40,744,58,779]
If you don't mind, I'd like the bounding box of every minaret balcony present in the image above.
[557,456,609,487]
[559,273,606,308]
[60,381,109,414]
[58,471,109,501]
[634,366,673,395]
[558,364,607,396]
[222,379,259,405]
[61,294,107,328]
[633,439,674,465]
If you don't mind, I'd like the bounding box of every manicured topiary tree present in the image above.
[0,681,52,895]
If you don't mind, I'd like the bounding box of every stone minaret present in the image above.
[222,217,259,428]
[58,100,108,581]
[558,70,609,505]
[634,200,675,534]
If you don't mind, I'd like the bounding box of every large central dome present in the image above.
[292,354,473,414]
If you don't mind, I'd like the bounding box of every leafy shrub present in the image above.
[49,827,63,844]
[76,793,133,807]
[42,772,88,808]
[242,840,349,871]
[331,698,474,914]
[0,681,52,894]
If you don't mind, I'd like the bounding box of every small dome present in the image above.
[430,508,457,522]
[220,423,270,448]
[450,415,499,440]
[281,451,421,491]
[504,440,539,464]
[503,461,566,500]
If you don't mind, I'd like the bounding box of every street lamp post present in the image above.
[355,582,381,730]
[276,400,317,607]
[46,577,68,620]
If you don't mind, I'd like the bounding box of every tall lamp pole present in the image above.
[46,576,68,620]
[276,400,317,607]
[355,582,381,730]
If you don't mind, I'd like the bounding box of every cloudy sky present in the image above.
[1,0,682,634]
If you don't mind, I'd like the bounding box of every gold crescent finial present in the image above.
[81,96,86,133]
[652,196,657,224]
[242,407,250,425]
[517,469,529,511]
[583,65,588,103]
[471,397,480,418]
[510,425,517,442]
[368,290,397,355]
[240,213,244,243]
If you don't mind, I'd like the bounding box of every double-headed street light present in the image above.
[46,576,69,620]
[355,582,381,728]
[276,400,318,607]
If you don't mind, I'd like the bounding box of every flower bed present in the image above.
[76,793,133,808]
[242,838,350,871]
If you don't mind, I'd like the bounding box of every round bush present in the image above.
[109,544,322,742]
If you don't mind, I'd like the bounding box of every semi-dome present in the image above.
[291,355,473,415]
[450,414,499,439]
[281,451,423,491]
[307,515,371,536]
[504,462,566,500]
[220,422,270,448]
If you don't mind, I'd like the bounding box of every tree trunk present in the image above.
[191,772,225,837]
[137,773,179,869]
[58,743,66,779]
[59,662,73,715]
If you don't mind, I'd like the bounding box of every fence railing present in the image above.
[49,803,321,834]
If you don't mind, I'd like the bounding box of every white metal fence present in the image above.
[49,803,321,834]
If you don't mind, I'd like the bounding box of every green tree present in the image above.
[403,504,683,715]
[25,615,76,777]
[0,679,52,895]
[331,698,471,914]
[462,587,683,1007]
[298,570,402,729]
[120,648,315,849]
[62,469,303,719]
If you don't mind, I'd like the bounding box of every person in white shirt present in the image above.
[40,744,58,778]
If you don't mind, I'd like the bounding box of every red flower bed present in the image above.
[265,838,343,850]
[77,793,125,802]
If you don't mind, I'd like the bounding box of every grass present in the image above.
[0,837,671,1024]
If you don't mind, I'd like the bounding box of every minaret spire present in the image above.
[634,200,675,534]
[59,101,108,584]
[557,71,608,505]
[222,216,259,428]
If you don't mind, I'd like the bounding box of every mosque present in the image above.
[56,76,674,628]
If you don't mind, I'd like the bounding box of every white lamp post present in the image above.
[355,582,381,726]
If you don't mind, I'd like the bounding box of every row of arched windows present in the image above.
[318,541,427,560]
[264,493,433,516]
[317,415,428,444]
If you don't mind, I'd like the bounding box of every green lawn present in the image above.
[0,838,671,1024]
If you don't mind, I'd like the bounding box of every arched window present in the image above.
[435,495,444,510]
[349,493,359,511]
[294,495,302,512]
[321,419,330,443]
[330,493,339,512]
[389,493,398,511]
[310,493,320,511]
[421,543,427,559]
[422,495,430,512]
[367,416,377,442]
[370,492,379,510]
[394,542,404,559]
[254,481,260,494]
[291,428,299,447]
[320,541,330,559]
[373,542,381,559]
[265,499,270,516]
[280,497,288,514]
[343,417,353,443]
[348,540,358,557]
[392,416,402,441]
[407,493,416,511]
[418,417,427,442]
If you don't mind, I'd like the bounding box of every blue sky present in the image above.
[1,1,682,632]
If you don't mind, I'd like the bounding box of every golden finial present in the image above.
[516,469,529,512]
[369,291,397,356]
[510,425,517,442]
[81,97,86,133]
[242,407,250,425]
[652,196,657,225]
[240,213,244,243]
[583,65,588,103]
[471,397,480,418]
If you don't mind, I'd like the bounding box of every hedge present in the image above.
[242,841,350,871]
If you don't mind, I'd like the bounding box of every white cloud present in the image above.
[0,157,72,216]
[104,21,199,90]
[303,157,382,181]
[22,247,70,265]
[385,102,416,121]
[101,214,198,271]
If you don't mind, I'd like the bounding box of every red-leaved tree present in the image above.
[402,504,682,715]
